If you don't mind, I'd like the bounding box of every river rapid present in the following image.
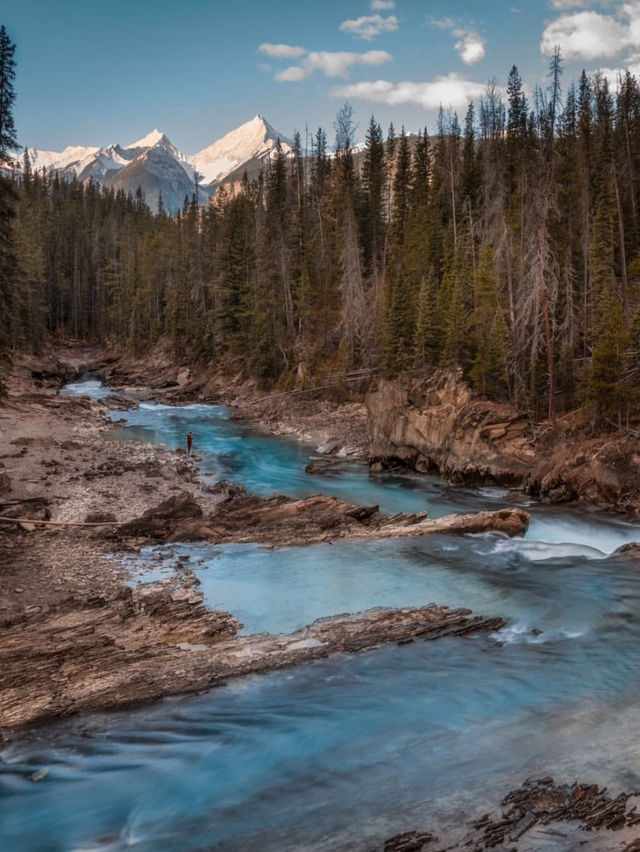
[2,381,640,850]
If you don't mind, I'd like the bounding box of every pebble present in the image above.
[30,769,48,782]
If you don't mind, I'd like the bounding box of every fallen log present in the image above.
[0,517,116,527]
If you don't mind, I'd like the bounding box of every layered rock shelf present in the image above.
[114,486,530,546]
[0,594,504,733]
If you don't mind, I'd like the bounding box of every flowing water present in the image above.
[3,381,640,850]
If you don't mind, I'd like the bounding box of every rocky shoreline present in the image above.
[112,486,529,547]
[0,596,503,732]
[383,777,640,851]
[1,350,517,734]
[77,343,640,516]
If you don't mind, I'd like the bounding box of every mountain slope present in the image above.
[105,145,208,212]
[11,116,291,211]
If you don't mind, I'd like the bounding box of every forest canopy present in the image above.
[3,36,640,425]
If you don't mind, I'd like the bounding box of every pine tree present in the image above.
[0,25,17,163]
[361,115,385,276]
[0,25,18,391]
[470,246,508,396]
[413,268,441,367]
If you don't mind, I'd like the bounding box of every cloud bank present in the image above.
[332,73,487,110]
[275,50,393,82]
[339,14,399,41]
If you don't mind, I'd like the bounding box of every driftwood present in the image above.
[0,517,116,527]
[384,777,640,850]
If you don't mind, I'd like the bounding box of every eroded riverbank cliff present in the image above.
[367,371,640,516]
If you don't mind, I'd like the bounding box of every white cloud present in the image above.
[549,0,591,8]
[276,66,308,82]
[339,14,399,41]
[258,43,306,59]
[428,17,486,65]
[627,0,640,44]
[331,73,487,110]
[454,31,486,65]
[541,2,640,63]
[541,10,626,59]
[276,50,392,82]
[430,17,457,30]
[371,0,395,8]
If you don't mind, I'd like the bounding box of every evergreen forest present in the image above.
[3,30,640,426]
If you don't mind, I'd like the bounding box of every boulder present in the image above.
[118,491,202,539]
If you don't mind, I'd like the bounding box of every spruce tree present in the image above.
[361,115,385,276]
[470,246,508,396]
[0,25,17,163]
[0,25,18,391]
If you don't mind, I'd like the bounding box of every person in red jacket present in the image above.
[187,432,193,457]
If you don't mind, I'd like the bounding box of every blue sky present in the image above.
[4,1,638,153]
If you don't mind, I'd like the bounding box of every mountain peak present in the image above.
[126,129,168,150]
[191,116,291,185]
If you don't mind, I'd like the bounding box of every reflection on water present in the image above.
[10,380,635,850]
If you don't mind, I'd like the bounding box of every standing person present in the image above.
[187,432,193,457]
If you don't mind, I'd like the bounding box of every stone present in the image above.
[30,769,48,782]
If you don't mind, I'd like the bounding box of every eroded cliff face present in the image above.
[367,372,534,487]
[367,372,640,514]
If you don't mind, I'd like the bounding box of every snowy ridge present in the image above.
[127,128,167,149]
[10,116,290,212]
[190,115,292,185]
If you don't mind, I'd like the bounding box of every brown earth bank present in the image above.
[382,777,640,851]
[0,351,516,733]
[368,371,640,517]
[81,343,370,459]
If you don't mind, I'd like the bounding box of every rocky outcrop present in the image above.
[118,491,205,539]
[367,372,534,487]
[367,372,640,514]
[383,777,640,850]
[114,487,530,546]
[0,600,503,733]
[0,585,240,732]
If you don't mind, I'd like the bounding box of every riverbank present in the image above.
[87,344,370,459]
[368,373,640,517]
[77,342,640,517]
[0,357,515,733]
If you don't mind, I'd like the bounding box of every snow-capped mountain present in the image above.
[11,116,291,213]
[105,143,209,213]
[21,144,101,175]
[190,115,292,185]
